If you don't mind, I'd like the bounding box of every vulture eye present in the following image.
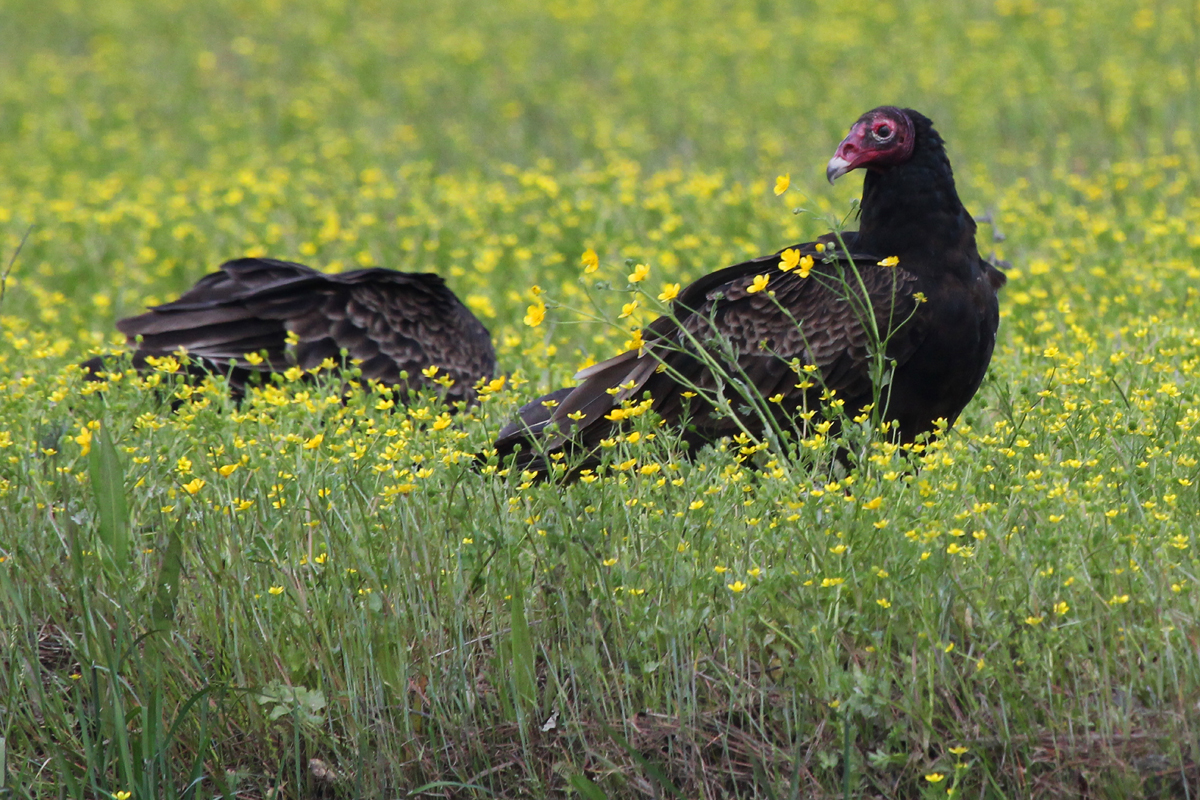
[873,123,893,141]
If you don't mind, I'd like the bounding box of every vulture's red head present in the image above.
[826,107,917,184]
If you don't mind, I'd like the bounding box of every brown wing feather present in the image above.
[495,241,926,467]
[113,257,495,403]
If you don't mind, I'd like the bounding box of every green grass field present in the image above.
[2,0,1200,797]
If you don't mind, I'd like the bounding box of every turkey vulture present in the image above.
[83,257,496,404]
[494,107,1005,471]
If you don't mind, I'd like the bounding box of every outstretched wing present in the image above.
[115,257,496,403]
[496,238,927,463]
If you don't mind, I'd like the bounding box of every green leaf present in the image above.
[88,422,130,569]
[509,582,536,717]
[568,774,607,800]
[151,526,184,630]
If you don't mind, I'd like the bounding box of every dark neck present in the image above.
[854,120,978,266]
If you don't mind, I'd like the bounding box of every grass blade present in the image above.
[510,581,536,718]
[88,423,130,569]
[602,724,685,800]
[568,774,608,800]
[151,526,184,630]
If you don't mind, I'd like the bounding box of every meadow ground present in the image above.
[2,0,1200,797]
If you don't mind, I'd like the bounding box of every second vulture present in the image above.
[84,258,496,405]
[495,106,1005,470]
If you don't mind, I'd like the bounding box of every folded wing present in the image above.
[111,257,495,403]
[495,238,928,468]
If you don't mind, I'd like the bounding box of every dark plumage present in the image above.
[83,257,496,404]
[495,107,1004,470]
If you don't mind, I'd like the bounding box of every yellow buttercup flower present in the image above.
[524,301,546,327]
[658,282,680,302]
[581,247,599,273]
[774,173,790,195]
[878,256,900,267]
[746,274,769,293]
[628,263,650,283]
[74,427,93,456]
[779,248,800,271]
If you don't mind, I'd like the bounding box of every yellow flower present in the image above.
[727,580,747,592]
[658,282,680,302]
[774,173,790,195]
[746,274,769,293]
[181,478,206,495]
[876,598,891,608]
[797,255,814,278]
[779,248,800,271]
[303,433,324,450]
[603,557,618,566]
[628,263,650,283]
[1109,594,1130,605]
[878,256,900,267]
[115,793,132,800]
[74,427,93,456]
[524,301,546,327]
[623,329,644,351]
[924,773,945,783]
[421,365,439,378]
[949,746,969,755]
[713,565,728,574]
[619,299,639,318]
[268,585,284,595]
[689,500,705,510]
[218,463,239,477]
[581,247,599,273]
[1025,615,1044,625]
[244,351,264,365]
[1054,601,1069,615]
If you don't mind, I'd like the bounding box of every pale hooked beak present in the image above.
[826,155,852,184]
